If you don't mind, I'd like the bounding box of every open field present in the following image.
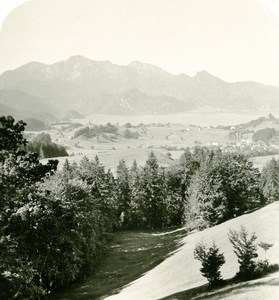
[35,117,279,173]
[37,120,231,170]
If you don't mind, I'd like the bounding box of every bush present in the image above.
[256,242,274,275]
[194,242,225,288]
[228,226,258,280]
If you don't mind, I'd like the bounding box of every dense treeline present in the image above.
[113,148,265,230]
[1,115,279,298]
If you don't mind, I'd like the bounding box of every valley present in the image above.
[2,2,279,299]
[27,113,279,173]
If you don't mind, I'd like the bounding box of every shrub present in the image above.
[194,242,225,288]
[256,242,274,275]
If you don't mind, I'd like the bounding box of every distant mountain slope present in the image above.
[95,89,188,114]
[105,202,279,300]
[1,55,279,117]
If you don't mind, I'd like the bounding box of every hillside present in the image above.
[105,203,279,300]
[1,56,279,119]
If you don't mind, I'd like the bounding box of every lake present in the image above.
[76,111,278,127]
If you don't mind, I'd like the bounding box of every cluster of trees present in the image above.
[27,133,68,158]
[114,147,279,231]
[184,152,264,229]
[123,128,140,139]
[194,226,274,288]
[73,123,117,139]
[0,117,114,298]
[97,147,273,230]
[252,127,278,143]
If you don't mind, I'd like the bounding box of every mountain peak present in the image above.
[65,55,92,65]
[195,70,212,77]
[128,61,169,75]
[194,70,223,83]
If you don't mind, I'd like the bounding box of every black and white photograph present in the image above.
[0,0,279,299]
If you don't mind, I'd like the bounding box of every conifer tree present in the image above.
[140,152,166,228]
[116,159,131,227]
[261,158,279,202]
[194,242,225,288]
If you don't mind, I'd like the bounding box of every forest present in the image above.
[1,115,279,299]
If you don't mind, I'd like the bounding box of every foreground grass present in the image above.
[161,269,279,300]
[50,228,187,300]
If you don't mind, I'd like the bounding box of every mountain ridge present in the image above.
[1,55,279,119]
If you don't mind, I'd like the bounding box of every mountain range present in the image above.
[1,55,279,121]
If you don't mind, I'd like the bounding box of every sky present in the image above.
[1,0,279,86]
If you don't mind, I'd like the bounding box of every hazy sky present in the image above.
[1,0,279,86]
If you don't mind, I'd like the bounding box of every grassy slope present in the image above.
[105,203,279,300]
[50,229,187,300]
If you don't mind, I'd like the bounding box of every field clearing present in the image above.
[37,119,279,172]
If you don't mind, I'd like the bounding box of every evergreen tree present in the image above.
[115,159,131,228]
[194,242,225,288]
[261,158,279,202]
[229,226,258,280]
[129,160,146,228]
[140,152,166,228]
[183,164,226,229]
